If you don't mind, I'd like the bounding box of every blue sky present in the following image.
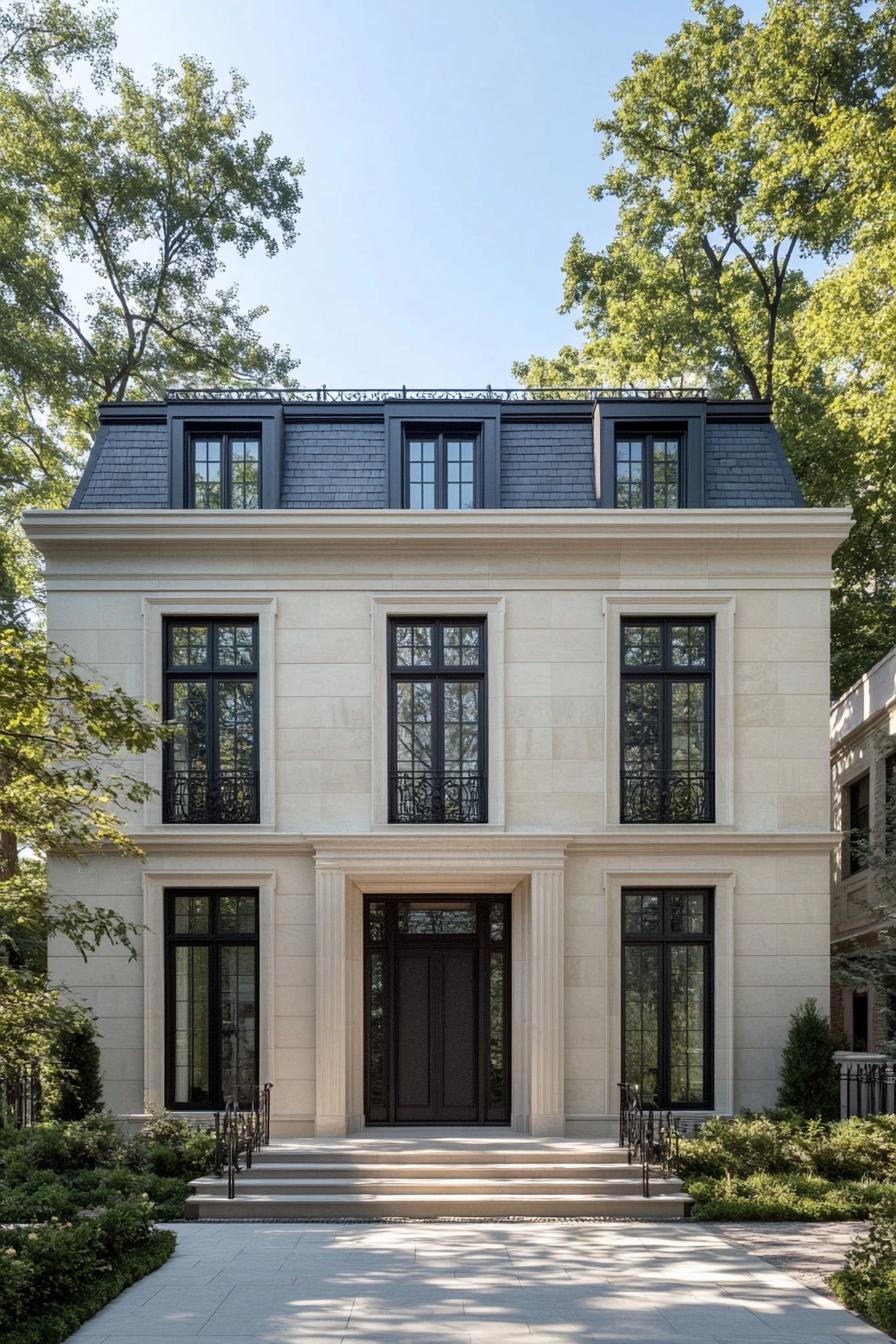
[111,0,765,389]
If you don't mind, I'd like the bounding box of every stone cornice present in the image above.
[23,507,853,552]
[121,828,839,859]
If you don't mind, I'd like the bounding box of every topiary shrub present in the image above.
[777,998,841,1120]
[45,1013,102,1121]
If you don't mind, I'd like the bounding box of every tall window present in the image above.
[165,889,258,1109]
[623,888,713,1108]
[189,433,261,509]
[621,618,713,823]
[847,773,871,876]
[164,618,259,823]
[403,430,480,509]
[615,434,682,508]
[389,618,486,822]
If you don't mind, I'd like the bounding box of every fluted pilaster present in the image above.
[315,867,348,1135]
[529,868,565,1135]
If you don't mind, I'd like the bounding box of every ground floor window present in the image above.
[622,887,713,1108]
[165,888,259,1109]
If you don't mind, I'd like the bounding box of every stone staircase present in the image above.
[185,1133,691,1220]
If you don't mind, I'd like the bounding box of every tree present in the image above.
[777,998,841,1119]
[0,2,304,597]
[0,623,169,1069]
[514,0,896,694]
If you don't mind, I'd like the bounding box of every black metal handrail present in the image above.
[163,769,259,824]
[617,1082,679,1196]
[166,385,708,403]
[841,1062,896,1118]
[213,1083,273,1200]
[390,769,486,823]
[621,770,714,824]
[0,1063,42,1129]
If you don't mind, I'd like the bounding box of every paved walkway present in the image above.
[69,1220,889,1344]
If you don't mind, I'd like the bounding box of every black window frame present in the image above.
[620,617,714,823]
[622,887,714,1110]
[163,617,260,824]
[388,616,488,823]
[847,772,871,876]
[614,431,684,509]
[187,429,262,510]
[401,427,482,510]
[164,887,260,1111]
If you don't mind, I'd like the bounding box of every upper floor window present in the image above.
[615,434,681,509]
[389,618,486,822]
[621,618,714,823]
[847,772,870,876]
[164,618,259,824]
[403,430,480,509]
[190,433,260,509]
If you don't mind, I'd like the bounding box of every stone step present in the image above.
[189,1173,686,1198]
[228,1160,644,1181]
[252,1146,630,1167]
[185,1191,691,1219]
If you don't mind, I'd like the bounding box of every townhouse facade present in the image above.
[831,645,896,1053]
[23,388,851,1137]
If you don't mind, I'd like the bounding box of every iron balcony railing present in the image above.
[621,770,714,824]
[390,769,486,823]
[166,385,707,403]
[163,769,259,824]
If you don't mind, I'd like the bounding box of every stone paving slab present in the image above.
[65,1220,890,1344]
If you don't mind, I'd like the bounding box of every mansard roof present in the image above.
[69,387,804,511]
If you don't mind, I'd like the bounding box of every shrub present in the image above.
[0,1209,174,1344]
[676,1113,808,1179]
[129,1108,217,1179]
[811,1115,896,1181]
[44,1014,103,1121]
[831,1205,896,1335]
[777,998,841,1119]
[688,1173,894,1221]
[19,1113,125,1173]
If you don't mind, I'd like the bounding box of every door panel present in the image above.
[439,949,477,1119]
[396,953,432,1117]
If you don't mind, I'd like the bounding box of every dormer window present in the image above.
[403,429,480,509]
[189,432,261,509]
[615,434,681,509]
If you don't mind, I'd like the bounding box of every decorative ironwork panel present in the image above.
[167,385,707,403]
[164,769,259,824]
[621,770,713,824]
[390,770,485,823]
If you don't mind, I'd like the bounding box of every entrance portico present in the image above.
[312,836,568,1138]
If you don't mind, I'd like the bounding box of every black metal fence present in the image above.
[0,1063,42,1129]
[841,1061,896,1118]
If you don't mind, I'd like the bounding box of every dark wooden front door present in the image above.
[364,896,510,1125]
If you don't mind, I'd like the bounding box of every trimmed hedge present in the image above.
[0,1201,175,1344]
[677,1112,896,1220]
[831,1208,896,1336]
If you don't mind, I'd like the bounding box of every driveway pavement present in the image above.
[67,1220,889,1343]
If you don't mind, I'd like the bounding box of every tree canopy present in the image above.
[515,0,896,693]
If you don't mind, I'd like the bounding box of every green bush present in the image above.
[687,1172,894,1221]
[676,1113,809,1179]
[44,1014,103,1121]
[777,998,841,1120]
[831,1206,896,1335]
[0,1206,174,1344]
